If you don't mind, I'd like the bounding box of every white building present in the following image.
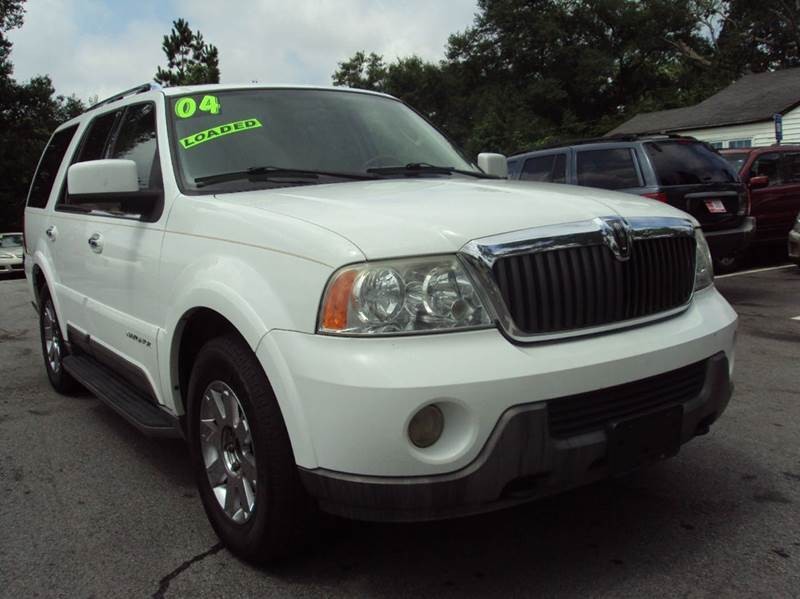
[608,68,800,149]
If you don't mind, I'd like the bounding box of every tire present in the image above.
[187,334,317,563]
[38,288,81,394]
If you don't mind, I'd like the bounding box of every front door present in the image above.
[57,101,167,403]
[82,102,167,402]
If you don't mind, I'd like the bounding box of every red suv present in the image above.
[721,146,800,254]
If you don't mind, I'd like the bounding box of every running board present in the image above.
[63,354,182,438]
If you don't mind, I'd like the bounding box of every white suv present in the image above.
[24,83,737,562]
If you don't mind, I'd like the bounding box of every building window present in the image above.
[709,141,724,149]
[728,139,752,149]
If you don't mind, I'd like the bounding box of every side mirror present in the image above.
[68,159,139,195]
[748,175,769,190]
[66,159,162,221]
[477,153,508,178]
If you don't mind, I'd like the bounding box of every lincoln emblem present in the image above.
[600,217,633,261]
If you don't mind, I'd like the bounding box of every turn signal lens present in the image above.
[320,269,357,331]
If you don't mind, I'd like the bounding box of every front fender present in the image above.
[158,251,335,467]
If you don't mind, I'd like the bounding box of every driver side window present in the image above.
[750,153,782,187]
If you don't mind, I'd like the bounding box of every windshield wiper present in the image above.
[366,162,497,178]
[194,166,375,188]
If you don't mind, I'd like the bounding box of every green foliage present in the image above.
[333,0,800,157]
[0,0,87,232]
[155,18,220,86]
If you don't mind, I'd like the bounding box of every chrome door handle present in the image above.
[45,225,57,241]
[88,233,103,253]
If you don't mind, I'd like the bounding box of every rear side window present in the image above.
[520,154,566,183]
[750,153,782,186]
[111,103,160,190]
[27,125,79,208]
[645,141,737,186]
[576,148,640,190]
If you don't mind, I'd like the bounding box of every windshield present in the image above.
[721,152,749,173]
[0,234,22,248]
[168,89,479,192]
[644,140,739,186]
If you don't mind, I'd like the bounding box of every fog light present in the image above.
[408,405,444,448]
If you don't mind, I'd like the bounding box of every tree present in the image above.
[0,0,86,232]
[333,0,800,157]
[155,18,220,86]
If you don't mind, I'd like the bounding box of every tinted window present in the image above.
[645,141,737,186]
[111,103,160,190]
[751,153,782,186]
[781,152,800,184]
[576,148,640,190]
[27,125,78,208]
[0,234,23,248]
[722,152,749,173]
[520,154,566,183]
[75,110,120,162]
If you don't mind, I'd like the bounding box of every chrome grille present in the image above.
[460,217,697,341]
[492,236,695,334]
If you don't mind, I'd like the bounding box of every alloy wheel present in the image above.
[199,380,257,523]
[42,301,62,374]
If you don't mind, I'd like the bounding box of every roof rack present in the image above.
[88,82,162,111]
[510,132,696,157]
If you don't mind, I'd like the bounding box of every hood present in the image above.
[218,178,695,259]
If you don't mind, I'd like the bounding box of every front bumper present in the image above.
[300,352,731,521]
[256,286,737,520]
[704,216,756,258]
[789,228,800,262]
[0,256,23,273]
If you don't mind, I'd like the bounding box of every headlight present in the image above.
[0,252,14,259]
[694,229,714,291]
[318,255,493,335]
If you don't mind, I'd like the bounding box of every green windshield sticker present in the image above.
[179,118,262,149]
[175,95,222,118]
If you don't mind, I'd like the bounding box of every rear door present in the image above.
[573,146,648,193]
[643,140,745,231]
[748,151,800,240]
[518,152,568,183]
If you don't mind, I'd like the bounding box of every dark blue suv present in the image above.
[508,135,756,271]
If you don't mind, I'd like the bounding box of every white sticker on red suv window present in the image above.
[705,199,727,214]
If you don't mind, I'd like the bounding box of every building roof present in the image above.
[607,68,800,135]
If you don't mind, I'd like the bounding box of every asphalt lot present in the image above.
[1,263,799,598]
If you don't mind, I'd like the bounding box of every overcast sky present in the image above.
[7,0,479,101]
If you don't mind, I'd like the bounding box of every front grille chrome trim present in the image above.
[459,216,697,343]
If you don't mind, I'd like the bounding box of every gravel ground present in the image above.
[0,265,798,598]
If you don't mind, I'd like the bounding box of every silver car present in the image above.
[0,232,24,275]
[790,212,800,267]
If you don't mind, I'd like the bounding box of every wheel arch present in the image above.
[166,301,317,467]
[29,253,67,337]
